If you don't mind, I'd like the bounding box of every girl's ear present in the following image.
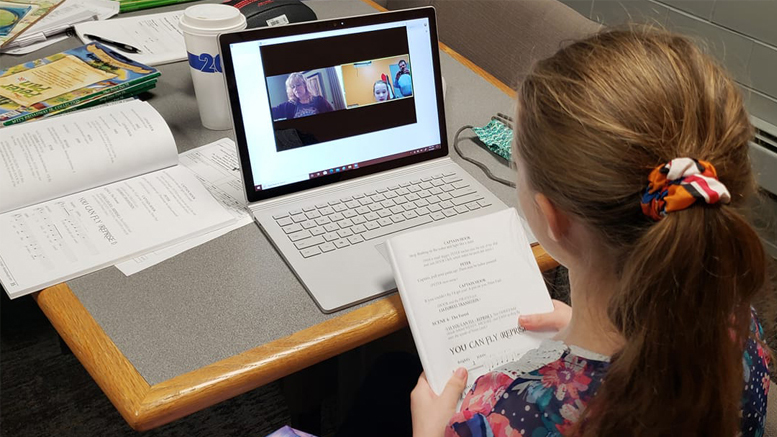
[534,193,570,243]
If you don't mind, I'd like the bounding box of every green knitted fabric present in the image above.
[472,119,512,161]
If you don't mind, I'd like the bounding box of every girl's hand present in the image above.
[411,368,468,437]
[519,299,572,331]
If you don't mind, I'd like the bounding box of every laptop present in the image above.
[219,7,509,313]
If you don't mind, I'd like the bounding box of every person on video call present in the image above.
[374,80,390,102]
[271,72,334,120]
[394,59,413,97]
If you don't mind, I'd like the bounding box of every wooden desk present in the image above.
[27,0,557,431]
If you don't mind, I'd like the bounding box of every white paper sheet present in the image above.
[386,209,554,396]
[115,138,252,276]
[1,34,68,54]
[74,10,186,66]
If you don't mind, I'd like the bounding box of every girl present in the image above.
[411,28,772,436]
[374,80,390,102]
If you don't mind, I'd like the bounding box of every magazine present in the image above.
[0,0,63,47]
[36,78,156,120]
[0,42,159,125]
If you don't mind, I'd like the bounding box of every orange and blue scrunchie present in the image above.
[640,158,731,221]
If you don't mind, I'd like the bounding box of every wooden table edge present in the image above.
[35,247,555,430]
[34,284,150,427]
[34,1,555,430]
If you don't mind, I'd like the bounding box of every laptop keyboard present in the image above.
[271,171,492,258]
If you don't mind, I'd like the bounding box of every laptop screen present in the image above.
[221,8,447,203]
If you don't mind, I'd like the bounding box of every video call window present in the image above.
[266,54,413,124]
[260,27,418,153]
[267,67,347,122]
[341,55,413,108]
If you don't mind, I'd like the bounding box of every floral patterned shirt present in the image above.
[446,312,771,437]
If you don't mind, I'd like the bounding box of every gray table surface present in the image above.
[2,0,519,386]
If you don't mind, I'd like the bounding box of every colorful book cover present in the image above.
[0,2,33,36]
[0,42,159,126]
[27,79,157,122]
[0,0,62,47]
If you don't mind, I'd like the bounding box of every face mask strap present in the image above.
[452,117,517,188]
[494,112,514,129]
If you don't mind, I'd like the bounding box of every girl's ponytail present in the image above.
[514,27,770,435]
[584,205,766,435]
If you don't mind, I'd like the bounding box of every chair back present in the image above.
[385,0,600,88]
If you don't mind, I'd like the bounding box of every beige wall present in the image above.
[558,0,777,127]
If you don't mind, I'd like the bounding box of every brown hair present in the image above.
[515,28,769,435]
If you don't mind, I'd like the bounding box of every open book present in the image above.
[386,208,554,395]
[0,100,235,298]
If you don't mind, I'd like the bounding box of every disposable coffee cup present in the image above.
[179,4,246,131]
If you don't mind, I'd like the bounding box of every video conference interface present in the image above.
[260,27,418,152]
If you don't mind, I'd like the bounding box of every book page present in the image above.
[0,100,177,214]
[115,138,252,276]
[0,165,235,298]
[386,208,553,395]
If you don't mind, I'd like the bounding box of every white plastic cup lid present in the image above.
[179,4,246,35]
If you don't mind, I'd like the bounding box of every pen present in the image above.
[84,34,141,54]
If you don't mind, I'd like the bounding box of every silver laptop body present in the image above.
[220,8,507,313]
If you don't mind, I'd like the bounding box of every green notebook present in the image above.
[113,0,197,12]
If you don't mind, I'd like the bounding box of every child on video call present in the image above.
[374,80,390,102]
[410,28,773,437]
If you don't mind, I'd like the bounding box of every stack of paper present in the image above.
[2,0,118,53]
